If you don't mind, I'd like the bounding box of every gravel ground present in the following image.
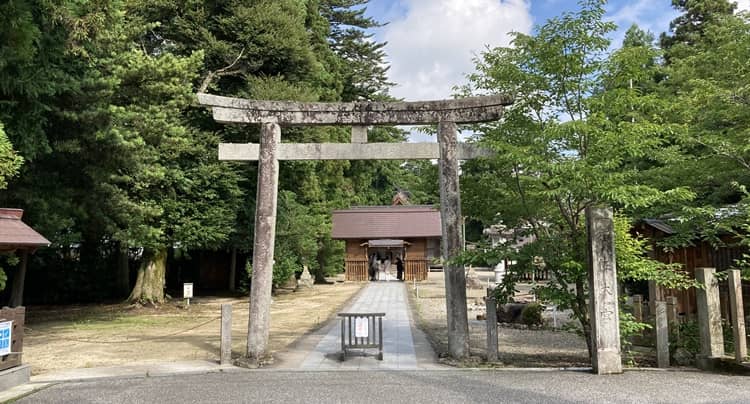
[410,269,590,367]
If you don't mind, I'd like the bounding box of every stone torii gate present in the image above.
[198,92,512,362]
[198,93,623,373]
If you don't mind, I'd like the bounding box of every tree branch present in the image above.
[198,48,246,93]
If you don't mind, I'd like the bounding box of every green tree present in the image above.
[99,47,243,304]
[651,11,750,253]
[320,0,391,101]
[660,0,736,59]
[461,0,693,356]
[0,124,22,190]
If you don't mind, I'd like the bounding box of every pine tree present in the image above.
[660,0,736,60]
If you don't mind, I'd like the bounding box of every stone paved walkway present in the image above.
[285,282,440,370]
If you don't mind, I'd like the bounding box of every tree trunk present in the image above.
[127,248,168,305]
[229,247,237,292]
[576,276,593,358]
[8,250,28,307]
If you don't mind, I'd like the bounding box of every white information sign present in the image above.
[354,317,369,338]
[0,321,12,356]
[183,283,194,299]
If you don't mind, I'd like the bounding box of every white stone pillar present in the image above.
[728,269,747,363]
[695,267,724,368]
[247,122,281,362]
[655,301,669,368]
[438,120,469,359]
[221,303,233,365]
[586,207,622,374]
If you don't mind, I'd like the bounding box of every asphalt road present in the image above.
[18,369,750,404]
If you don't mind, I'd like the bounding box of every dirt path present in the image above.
[409,269,590,367]
[24,279,364,375]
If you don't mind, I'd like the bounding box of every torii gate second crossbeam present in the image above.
[197,93,513,363]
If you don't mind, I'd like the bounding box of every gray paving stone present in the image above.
[298,282,434,370]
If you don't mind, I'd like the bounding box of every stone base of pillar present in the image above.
[593,350,623,375]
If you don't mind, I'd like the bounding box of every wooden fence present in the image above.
[0,306,25,372]
[344,258,429,282]
[344,259,369,281]
[404,259,429,281]
[519,268,550,281]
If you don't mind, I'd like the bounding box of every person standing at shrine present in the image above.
[396,256,404,281]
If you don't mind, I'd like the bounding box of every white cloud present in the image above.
[737,1,750,12]
[381,0,533,101]
[606,0,678,48]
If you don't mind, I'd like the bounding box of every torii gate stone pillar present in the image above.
[197,93,512,362]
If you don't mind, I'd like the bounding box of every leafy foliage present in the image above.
[462,1,706,359]
[521,302,544,327]
[0,0,422,303]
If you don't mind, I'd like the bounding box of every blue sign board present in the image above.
[0,321,12,356]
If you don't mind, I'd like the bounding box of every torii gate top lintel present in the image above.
[196,93,513,126]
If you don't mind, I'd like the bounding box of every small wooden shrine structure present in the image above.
[0,209,50,307]
[332,203,441,282]
[635,218,748,318]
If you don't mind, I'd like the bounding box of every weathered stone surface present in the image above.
[586,207,623,375]
[486,293,498,362]
[438,120,469,359]
[247,122,281,361]
[198,93,512,125]
[695,267,724,361]
[0,364,30,391]
[221,304,232,365]
[655,301,669,368]
[298,265,314,289]
[666,296,680,342]
[351,126,368,143]
[728,269,747,363]
[218,142,493,161]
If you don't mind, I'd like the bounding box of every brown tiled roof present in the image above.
[0,209,50,248]
[332,205,442,239]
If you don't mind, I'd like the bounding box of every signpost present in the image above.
[354,317,369,338]
[183,283,194,307]
[0,321,12,356]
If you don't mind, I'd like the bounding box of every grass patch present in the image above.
[69,314,200,332]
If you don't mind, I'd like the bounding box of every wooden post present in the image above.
[632,294,643,323]
[655,301,669,368]
[666,296,679,343]
[695,267,724,368]
[586,207,622,374]
[728,269,747,363]
[9,250,28,308]
[246,122,281,361]
[648,280,658,316]
[438,120,469,359]
[221,303,232,365]
[486,288,498,362]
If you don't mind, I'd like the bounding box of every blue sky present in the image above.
[358,0,747,141]
[364,0,684,101]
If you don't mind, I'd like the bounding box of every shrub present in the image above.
[521,302,544,327]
